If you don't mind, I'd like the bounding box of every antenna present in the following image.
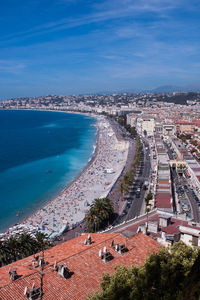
[39,246,45,300]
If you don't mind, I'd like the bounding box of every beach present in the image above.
[0,115,129,240]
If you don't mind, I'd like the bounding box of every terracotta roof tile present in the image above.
[0,233,161,300]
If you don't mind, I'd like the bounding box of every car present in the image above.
[182,205,189,212]
[136,193,140,198]
[122,210,127,216]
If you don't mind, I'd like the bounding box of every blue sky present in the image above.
[0,0,200,99]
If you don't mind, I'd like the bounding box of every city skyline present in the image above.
[0,0,200,99]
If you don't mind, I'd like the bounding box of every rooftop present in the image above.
[0,233,161,300]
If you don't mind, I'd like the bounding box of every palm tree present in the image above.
[35,232,50,252]
[0,240,9,267]
[119,180,129,197]
[6,236,20,262]
[85,198,114,232]
[18,233,36,258]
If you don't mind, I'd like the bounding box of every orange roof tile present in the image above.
[0,233,161,300]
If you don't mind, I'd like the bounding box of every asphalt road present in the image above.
[125,141,151,220]
[179,175,200,222]
[110,130,151,225]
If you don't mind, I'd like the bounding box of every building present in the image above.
[142,118,155,136]
[154,136,173,212]
[163,124,176,136]
[0,233,161,300]
[105,209,200,248]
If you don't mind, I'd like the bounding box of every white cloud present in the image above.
[0,0,182,44]
[0,60,26,74]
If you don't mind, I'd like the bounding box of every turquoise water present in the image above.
[0,110,97,232]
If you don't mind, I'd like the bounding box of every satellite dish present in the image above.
[99,249,102,257]
[103,246,107,253]
[32,282,35,289]
[54,261,57,269]
[88,234,91,239]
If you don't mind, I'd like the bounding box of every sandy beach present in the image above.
[1,115,129,240]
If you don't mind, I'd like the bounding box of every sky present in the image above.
[0,0,200,99]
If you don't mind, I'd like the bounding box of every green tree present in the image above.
[145,192,153,207]
[0,232,51,267]
[119,181,129,197]
[88,242,200,300]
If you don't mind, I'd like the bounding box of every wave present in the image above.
[42,123,59,128]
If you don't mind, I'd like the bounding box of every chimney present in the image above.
[24,283,41,300]
[9,269,18,281]
[114,243,127,254]
[53,261,58,271]
[84,234,92,245]
[39,256,45,268]
[57,264,70,279]
[159,215,171,227]
[99,247,113,263]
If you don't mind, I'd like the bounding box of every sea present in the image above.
[0,110,97,232]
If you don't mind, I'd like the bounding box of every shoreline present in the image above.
[0,111,129,240]
[0,110,98,234]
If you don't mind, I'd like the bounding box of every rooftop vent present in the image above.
[39,257,45,268]
[31,255,40,267]
[99,247,113,263]
[84,234,92,245]
[114,243,127,254]
[57,264,71,279]
[32,255,47,268]
[24,283,41,300]
[53,260,58,270]
[9,268,18,281]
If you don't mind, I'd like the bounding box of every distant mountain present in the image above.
[98,84,200,95]
[147,84,200,94]
[149,85,182,93]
